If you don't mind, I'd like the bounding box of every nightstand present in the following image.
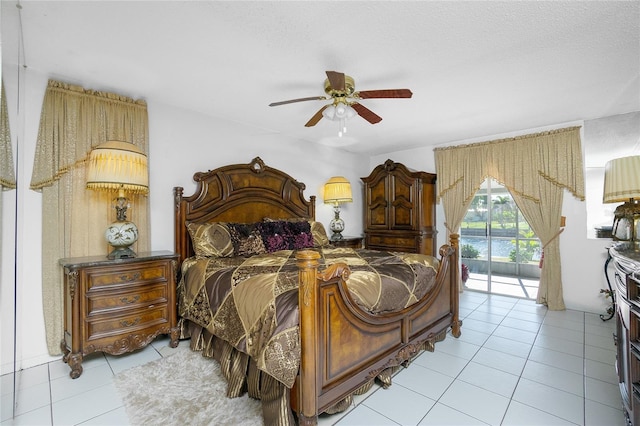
[59,251,179,378]
[330,236,363,249]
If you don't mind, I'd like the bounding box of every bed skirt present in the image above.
[179,318,443,424]
[180,318,406,425]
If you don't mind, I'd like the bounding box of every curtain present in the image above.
[434,127,584,310]
[0,81,16,190]
[30,79,150,354]
[1,81,17,287]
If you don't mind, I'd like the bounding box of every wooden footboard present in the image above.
[293,236,461,425]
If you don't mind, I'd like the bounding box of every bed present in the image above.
[174,157,461,425]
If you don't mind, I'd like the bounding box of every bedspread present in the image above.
[178,247,439,388]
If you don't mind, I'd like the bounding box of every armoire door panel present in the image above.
[366,175,389,229]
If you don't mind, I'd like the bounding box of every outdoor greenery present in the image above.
[461,244,480,259]
[508,230,540,263]
[462,188,540,264]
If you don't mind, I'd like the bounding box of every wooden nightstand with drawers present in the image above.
[59,251,179,378]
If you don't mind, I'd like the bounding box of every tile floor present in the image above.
[1,291,626,426]
[464,272,541,300]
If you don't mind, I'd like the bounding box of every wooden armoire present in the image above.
[361,159,437,256]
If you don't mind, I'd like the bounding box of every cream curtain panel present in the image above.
[1,81,17,190]
[30,79,150,354]
[434,126,584,310]
[1,80,17,286]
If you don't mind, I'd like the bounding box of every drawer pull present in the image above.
[120,295,140,304]
[116,272,142,284]
[120,318,141,327]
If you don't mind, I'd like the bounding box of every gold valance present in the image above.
[29,79,148,191]
[434,126,584,206]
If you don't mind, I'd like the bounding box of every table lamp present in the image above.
[603,155,640,242]
[323,176,352,240]
[86,141,149,259]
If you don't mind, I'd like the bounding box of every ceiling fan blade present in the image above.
[325,71,345,91]
[351,103,382,124]
[356,89,413,99]
[269,96,327,107]
[304,105,329,127]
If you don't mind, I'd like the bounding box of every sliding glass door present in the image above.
[460,179,541,299]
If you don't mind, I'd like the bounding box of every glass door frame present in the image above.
[461,179,541,297]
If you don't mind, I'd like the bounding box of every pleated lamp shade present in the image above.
[603,155,640,203]
[86,141,149,195]
[323,176,353,204]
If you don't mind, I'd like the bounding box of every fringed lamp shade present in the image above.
[86,141,148,259]
[323,176,352,240]
[603,155,640,241]
[86,141,149,196]
[323,176,353,205]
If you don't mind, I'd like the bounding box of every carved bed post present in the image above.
[296,250,321,426]
[173,186,186,265]
[449,233,462,337]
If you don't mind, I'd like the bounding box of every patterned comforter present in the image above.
[178,247,439,387]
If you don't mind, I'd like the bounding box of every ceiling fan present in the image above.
[269,71,412,136]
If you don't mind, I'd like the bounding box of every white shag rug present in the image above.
[113,349,263,426]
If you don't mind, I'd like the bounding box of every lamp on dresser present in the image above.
[86,140,149,259]
[603,155,640,242]
[323,176,353,240]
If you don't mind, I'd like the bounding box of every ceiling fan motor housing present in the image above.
[324,75,355,100]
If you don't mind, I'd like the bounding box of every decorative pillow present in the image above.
[258,220,314,252]
[259,220,289,252]
[186,222,235,258]
[309,221,330,247]
[263,217,330,248]
[227,222,267,257]
[287,221,314,250]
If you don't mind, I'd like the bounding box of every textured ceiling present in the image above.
[2,1,639,156]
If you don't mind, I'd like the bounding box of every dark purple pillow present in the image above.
[258,220,314,252]
[286,221,314,249]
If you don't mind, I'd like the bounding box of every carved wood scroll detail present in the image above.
[366,328,448,380]
[171,259,178,284]
[67,270,78,300]
[250,157,266,174]
[84,327,169,357]
[318,262,351,283]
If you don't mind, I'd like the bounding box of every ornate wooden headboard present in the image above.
[173,157,316,264]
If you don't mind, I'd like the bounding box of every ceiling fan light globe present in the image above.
[345,105,357,119]
[335,103,348,119]
[322,105,336,120]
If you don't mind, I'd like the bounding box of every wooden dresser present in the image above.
[59,251,179,378]
[610,242,640,425]
[361,159,437,256]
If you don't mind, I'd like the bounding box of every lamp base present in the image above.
[329,204,345,241]
[105,220,139,259]
[613,200,640,242]
[330,231,344,241]
[107,246,137,260]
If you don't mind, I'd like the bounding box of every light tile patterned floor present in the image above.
[1,291,625,425]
